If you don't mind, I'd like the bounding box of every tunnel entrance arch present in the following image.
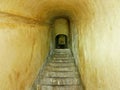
[55,34,68,49]
[53,18,70,49]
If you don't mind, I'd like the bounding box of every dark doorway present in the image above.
[55,34,68,49]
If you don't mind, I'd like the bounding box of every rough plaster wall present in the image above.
[70,21,79,66]
[78,0,120,90]
[54,19,69,36]
[0,12,51,90]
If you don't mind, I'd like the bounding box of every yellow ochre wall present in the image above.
[77,1,120,90]
[0,13,51,90]
[0,0,120,90]
[54,19,69,36]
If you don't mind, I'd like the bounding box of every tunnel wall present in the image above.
[70,21,79,66]
[0,12,51,90]
[54,18,69,36]
[77,1,120,90]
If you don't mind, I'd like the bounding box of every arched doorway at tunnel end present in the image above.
[53,18,70,49]
[55,34,68,49]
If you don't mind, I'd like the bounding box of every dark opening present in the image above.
[55,34,68,49]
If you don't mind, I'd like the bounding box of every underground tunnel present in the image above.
[0,0,120,90]
[31,17,83,90]
[54,18,69,49]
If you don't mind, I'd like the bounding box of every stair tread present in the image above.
[42,71,79,78]
[52,58,74,61]
[48,62,74,65]
[53,57,74,59]
[51,60,74,63]
[40,77,80,85]
[45,66,77,72]
[40,85,82,90]
[53,53,74,58]
[48,62,75,67]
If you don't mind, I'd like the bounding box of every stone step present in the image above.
[53,54,72,56]
[54,53,71,55]
[40,77,80,85]
[54,50,70,53]
[42,71,79,78]
[40,85,83,90]
[54,52,71,55]
[53,57,74,60]
[54,53,72,55]
[45,66,77,72]
[48,62,75,67]
[54,49,71,55]
[52,57,74,61]
[51,59,74,63]
[53,55,72,58]
[54,49,71,52]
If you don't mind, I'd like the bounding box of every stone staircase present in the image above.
[31,49,83,90]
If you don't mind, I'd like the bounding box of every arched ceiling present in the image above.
[0,0,94,23]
